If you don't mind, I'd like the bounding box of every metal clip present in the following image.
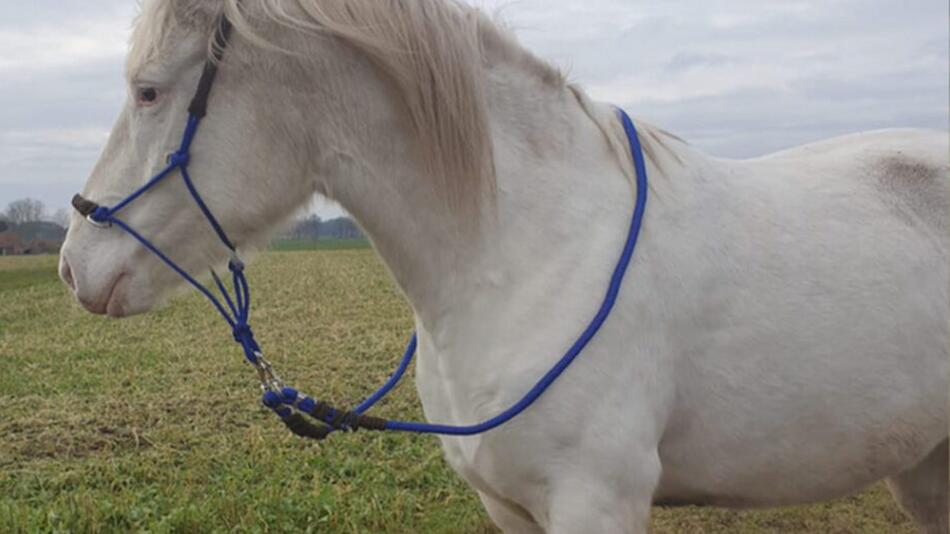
[252,351,285,393]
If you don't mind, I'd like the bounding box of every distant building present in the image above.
[0,232,21,255]
[0,221,66,255]
[16,221,66,243]
[23,239,60,255]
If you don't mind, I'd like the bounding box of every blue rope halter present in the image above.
[72,13,649,441]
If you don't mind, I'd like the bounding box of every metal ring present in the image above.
[85,214,111,229]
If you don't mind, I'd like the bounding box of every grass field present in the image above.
[0,251,916,533]
[270,239,371,252]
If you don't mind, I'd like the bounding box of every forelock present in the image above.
[127,0,221,79]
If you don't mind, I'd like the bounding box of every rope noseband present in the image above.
[73,12,649,440]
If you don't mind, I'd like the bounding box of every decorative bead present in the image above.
[281,387,299,404]
[262,391,282,408]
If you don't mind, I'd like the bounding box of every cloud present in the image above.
[0,21,127,76]
[490,0,949,156]
[0,0,947,214]
[666,52,736,72]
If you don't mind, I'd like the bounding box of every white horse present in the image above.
[60,1,948,532]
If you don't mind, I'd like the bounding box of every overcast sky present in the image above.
[1,0,947,218]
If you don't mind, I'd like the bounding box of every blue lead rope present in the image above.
[73,107,648,440]
[343,109,650,435]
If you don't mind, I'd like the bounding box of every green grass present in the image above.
[270,239,370,252]
[0,252,915,533]
[0,267,59,293]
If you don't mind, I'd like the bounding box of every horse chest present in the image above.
[413,344,537,495]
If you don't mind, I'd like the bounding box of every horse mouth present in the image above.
[77,272,129,317]
[104,272,129,318]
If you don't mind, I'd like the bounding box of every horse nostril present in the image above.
[60,256,76,292]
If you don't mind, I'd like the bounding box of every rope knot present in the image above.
[232,323,254,344]
[167,151,190,168]
[90,206,111,224]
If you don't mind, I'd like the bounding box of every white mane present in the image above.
[228,0,569,210]
[126,1,678,214]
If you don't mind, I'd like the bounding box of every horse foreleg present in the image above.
[478,490,544,534]
[544,451,660,534]
[888,439,949,534]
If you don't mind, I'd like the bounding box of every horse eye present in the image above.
[137,87,159,106]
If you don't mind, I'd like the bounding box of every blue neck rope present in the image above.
[73,107,648,440]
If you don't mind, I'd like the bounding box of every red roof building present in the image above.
[0,232,21,255]
[23,238,60,255]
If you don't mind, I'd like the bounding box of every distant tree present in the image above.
[0,220,8,233]
[5,198,45,225]
[320,217,363,240]
[51,207,71,229]
[290,214,322,240]
[274,214,365,245]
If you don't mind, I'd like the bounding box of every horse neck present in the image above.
[325,66,640,345]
